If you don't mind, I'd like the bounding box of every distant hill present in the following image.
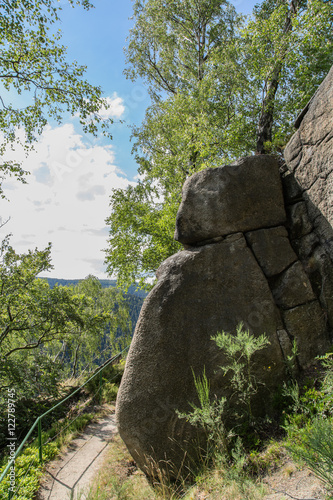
[44,277,147,299]
[42,278,147,331]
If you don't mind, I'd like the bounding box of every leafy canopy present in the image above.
[0,240,131,399]
[0,0,112,196]
[105,0,333,290]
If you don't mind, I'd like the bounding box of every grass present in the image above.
[82,433,271,500]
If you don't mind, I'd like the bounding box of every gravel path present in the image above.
[37,411,117,500]
[263,457,327,500]
[36,410,328,500]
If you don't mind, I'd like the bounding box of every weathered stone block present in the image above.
[246,226,297,277]
[271,261,316,309]
[116,234,286,479]
[283,301,329,368]
[174,156,286,245]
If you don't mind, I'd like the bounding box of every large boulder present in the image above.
[174,155,286,245]
[116,156,330,480]
[116,233,286,478]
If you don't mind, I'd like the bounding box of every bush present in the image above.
[84,360,125,398]
[177,324,270,466]
[102,382,119,403]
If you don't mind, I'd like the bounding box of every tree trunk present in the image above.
[72,344,80,378]
[256,0,299,154]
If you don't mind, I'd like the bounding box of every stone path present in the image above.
[37,412,117,500]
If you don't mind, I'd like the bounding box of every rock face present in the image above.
[283,65,333,331]
[116,155,331,480]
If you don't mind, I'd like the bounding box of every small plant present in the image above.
[212,323,270,424]
[285,339,299,378]
[178,324,270,468]
[246,442,283,476]
[177,369,229,463]
[101,381,119,402]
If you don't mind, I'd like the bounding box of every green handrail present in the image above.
[0,345,129,493]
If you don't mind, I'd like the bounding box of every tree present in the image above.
[105,0,243,289]
[104,0,333,289]
[63,275,131,378]
[0,0,112,197]
[247,0,333,153]
[0,242,131,398]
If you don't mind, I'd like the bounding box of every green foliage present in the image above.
[282,353,333,494]
[246,442,283,476]
[178,324,270,467]
[105,0,333,289]
[244,0,333,153]
[177,369,228,463]
[101,382,119,403]
[284,339,299,378]
[213,324,270,423]
[283,357,333,434]
[289,417,333,493]
[0,0,113,197]
[84,359,125,401]
[105,183,183,291]
[0,239,83,398]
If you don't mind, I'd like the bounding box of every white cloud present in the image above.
[98,93,125,119]
[0,123,135,279]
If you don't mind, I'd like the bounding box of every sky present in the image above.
[0,0,257,280]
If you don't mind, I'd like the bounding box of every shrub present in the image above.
[102,382,119,403]
[177,324,270,465]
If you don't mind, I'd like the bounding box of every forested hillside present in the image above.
[45,277,146,330]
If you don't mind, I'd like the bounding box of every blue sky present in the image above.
[0,0,257,280]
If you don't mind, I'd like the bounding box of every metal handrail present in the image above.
[0,345,129,497]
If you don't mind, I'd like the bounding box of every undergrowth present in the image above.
[85,326,333,499]
[0,359,125,499]
[283,352,333,496]
[0,410,97,500]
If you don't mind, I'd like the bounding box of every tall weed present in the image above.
[178,324,270,465]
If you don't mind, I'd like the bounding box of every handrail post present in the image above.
[99,369,103,404]
[38,418,42,463]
